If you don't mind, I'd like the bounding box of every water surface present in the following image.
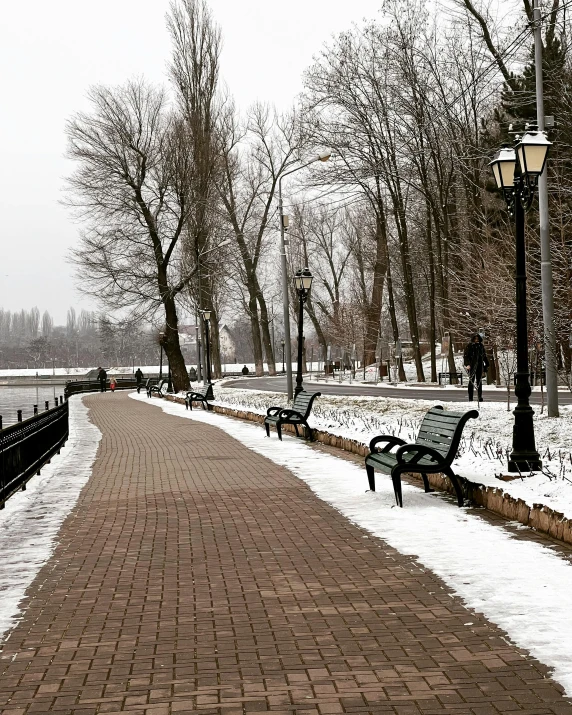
[0,386,66,427]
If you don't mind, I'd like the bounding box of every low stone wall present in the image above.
[167,394,572,546]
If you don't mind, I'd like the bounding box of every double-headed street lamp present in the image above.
[293,268,313,397]
[201,310,212,383]
[279,150,331,400]
[159,331,165,380]
[158,330,173,391]
[489,126,551,472]
[201,309,214,400]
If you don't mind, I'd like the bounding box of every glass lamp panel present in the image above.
[293,273,303,291]
[302,274,313,290]
[517,132,551,176]
[491,162,502,189]
[499,158,516,188]
[203,310,211,321]
[521,143,549,175]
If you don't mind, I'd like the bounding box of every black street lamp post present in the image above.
[202,310,214,400]
[281,339,285,373]
[293,268,313,397]
[489,127,551,472]
[159,331,164,380]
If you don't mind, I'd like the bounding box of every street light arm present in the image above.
[280,157,320,183]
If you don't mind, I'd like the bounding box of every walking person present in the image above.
[464,333,489,403]
[97,366,107,393]
[110,376,117,393]
[135,367,144,393]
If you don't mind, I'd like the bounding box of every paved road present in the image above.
[2,391,571,713]
[226,375,572,405]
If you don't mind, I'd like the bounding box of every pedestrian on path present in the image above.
[97,366,107,393]
[464,333,489,403]
[135,368,144,393]
[110,376,117,393]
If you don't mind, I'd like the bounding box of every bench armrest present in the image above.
[266,406,282,416]
[278,408,304,421]
[369,435,406,453]
[395,443,445,465]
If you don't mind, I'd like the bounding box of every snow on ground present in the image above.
[0,396,101,642]
[206,382,572,520]
[131,390,572,695]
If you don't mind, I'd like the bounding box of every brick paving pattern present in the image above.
[1,391,571,714]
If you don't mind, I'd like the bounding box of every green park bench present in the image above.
[185,383,214,410]
[147,379,168,398]
[264,390,321,442]
[365,405,478,508]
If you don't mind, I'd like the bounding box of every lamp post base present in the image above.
[508,403,542,472]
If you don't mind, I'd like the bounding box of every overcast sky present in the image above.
[0,0,381,324]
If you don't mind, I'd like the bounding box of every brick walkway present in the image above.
[1,392,571,715]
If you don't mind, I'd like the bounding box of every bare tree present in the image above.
[217,104,302,375]
[66,80,195,391]
[168,0,227,378]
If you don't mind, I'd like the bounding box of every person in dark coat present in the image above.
[241,365,249,376]
[135,368,144,393]
[463,333,489,402]
[97,366,107,393]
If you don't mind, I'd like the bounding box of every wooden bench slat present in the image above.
[422,414,462,427]
[418,427,457,440]
[422,419,461,431]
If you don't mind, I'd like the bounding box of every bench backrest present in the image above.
[416,406,478,463]
[292,390,321,418]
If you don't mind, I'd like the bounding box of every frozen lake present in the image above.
[0,386,66,427]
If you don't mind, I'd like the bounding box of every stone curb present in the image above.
[165,394,572,546]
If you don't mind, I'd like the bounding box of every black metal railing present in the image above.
[65,378,139,397]
[0,401,69,507]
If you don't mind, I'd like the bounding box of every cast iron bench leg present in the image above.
[421,475,435,493]
[366,464,376,492]
[444,466,464,506]
[276,421,283,441]
[390,466,405,507]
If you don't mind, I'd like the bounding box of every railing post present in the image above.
[45,401,49,411]
[0,416,3,430]
[54,399,58,409]
[33,405,38,415]
[17,410,22,422]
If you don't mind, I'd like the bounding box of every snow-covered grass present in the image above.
[130,390,572,696]
[207,383,572,520]
[0,396,101,642]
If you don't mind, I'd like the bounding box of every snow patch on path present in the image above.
[0,396,101,642]
[132,390,572,695]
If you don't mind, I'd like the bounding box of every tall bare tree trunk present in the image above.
[364,211,388,365]
[257,292,276,374]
